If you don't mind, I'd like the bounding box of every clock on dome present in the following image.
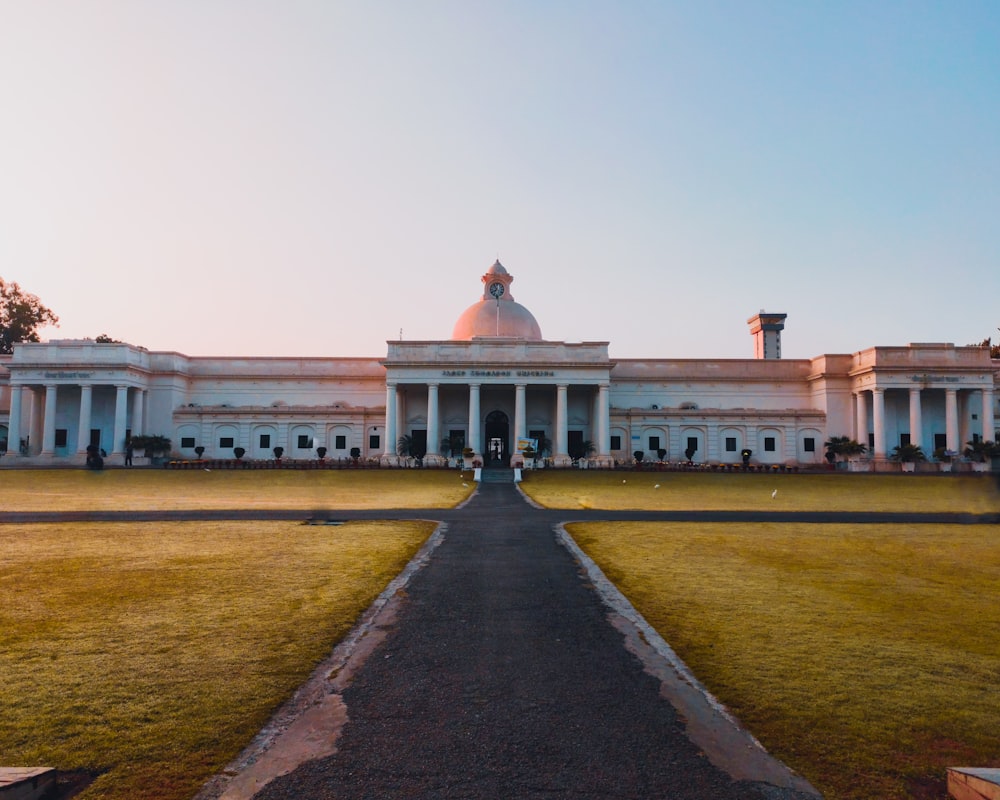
[488,282,505,299]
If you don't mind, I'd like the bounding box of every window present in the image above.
[764,437,776,452]
[369,434,380,450]
[725,437,737,452]
[259,434,271,449]
[297,434,313,449]
[899,433,911,446]
[335,435,346,449]
[90,429,101,447]
[648,435,660,451]
[934,433,947,450]
[55,429,68,447]
[610,435,621,450]
[219,437,234,448]
[803,437,815,452]
[181,437,196,449]
[686,437,698,453]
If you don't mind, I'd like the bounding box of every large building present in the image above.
[1,261,997,469]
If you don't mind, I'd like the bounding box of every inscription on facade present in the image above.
[43,372,94,379]
[440,369,556,378]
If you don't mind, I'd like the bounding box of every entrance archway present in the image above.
[484,410,510,466]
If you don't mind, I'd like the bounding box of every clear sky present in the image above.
[2,1,998,360]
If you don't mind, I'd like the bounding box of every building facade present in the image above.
[1,261,997,468]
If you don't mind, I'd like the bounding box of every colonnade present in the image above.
[855,386,995,459]
[5,383,145,457]
[382,381,612,461]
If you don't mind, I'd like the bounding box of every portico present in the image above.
[380,339,614,467]
[851,344,997,460]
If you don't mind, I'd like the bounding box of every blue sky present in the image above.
[2,1,998,359]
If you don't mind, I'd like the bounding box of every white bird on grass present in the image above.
[622,479,627,484]
[654,484,660,489]
[771,489,778,498]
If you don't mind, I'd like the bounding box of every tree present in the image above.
[970,332,1000,359]
[0,278,59,354]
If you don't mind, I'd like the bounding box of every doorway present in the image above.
[484,410,509,466]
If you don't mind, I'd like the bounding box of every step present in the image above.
[949,768,1000,800]
[0,768,56,800]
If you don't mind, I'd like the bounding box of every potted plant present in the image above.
[273,446,284,461]
[522,445,537,468]
[316,446,327,460]
[933,447,955,472]
[234,446,245,461]
[891,442,926,472]
[132,434,171,465]
[350,446,361,465]
[964,439,999,472]
[633,450,644,469]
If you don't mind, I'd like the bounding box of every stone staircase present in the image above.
[479,467,515,484]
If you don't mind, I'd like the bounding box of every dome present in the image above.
[451,260,543,341]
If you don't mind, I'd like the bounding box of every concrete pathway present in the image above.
[198,479,821,800]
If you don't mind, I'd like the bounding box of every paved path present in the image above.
[194,479,822,800]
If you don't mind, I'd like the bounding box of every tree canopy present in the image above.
[0,278,59,354]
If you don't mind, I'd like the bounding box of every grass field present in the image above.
[567,520,1000,800]
[520,469,1000,514]
[2,470,998,800]
[0,519,434,800]
[0,468,475,511]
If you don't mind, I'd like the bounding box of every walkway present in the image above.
[198,480,821,800]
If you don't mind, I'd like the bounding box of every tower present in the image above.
[748,312,787,359]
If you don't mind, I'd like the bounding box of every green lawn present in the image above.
[520,469,1000,514]
[0,519,434,800]
[0,468,475,511]
[568,520,1000,800]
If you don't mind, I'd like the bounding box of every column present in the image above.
[872,389,886,459]
[945,388,959,452]
[131,389,144,438]
[113,385,129,455]
[77,385,93,454]
[383,383,397,456]
[596,383,610,456]
[855,391,868,450]
[396,390,405,453]
[514,384,526,445]
[426,383,440,457]
[908,388,922,449]
[468,384,481,455]
[555,384,568,460]
[29,388,43,453]
[7,385,22,454]
[41,384,58,455]
[984,388,996,442]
